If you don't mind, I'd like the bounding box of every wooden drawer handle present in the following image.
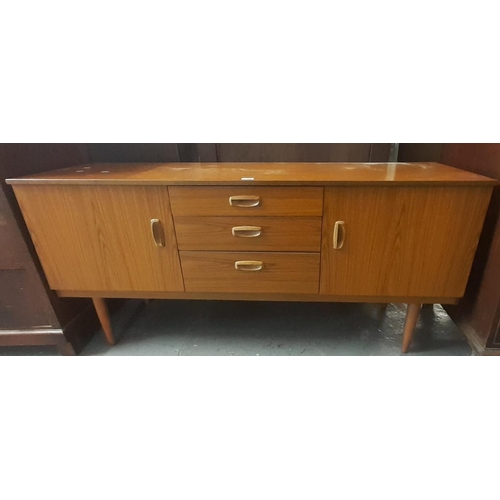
[333,221,345,249]
[150,218,165,247]
[229,195,261,207]
[234,260,263,271]
[231,226,262,237]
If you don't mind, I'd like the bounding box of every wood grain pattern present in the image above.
[7,158,494,353]
[180,252,320,294]
[7,160,495,355]
[169,186,324,217]
[320,186,493,297]
[6,162,497,186]
[56,289,459,304]
[12,185,184,292]
[174,216,322,251]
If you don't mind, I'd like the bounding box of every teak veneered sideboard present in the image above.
[6,162,496,353]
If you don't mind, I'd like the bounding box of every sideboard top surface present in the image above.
[6,162,497,186]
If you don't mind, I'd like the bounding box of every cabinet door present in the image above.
[13,185,184,293]
[320,186,491,298]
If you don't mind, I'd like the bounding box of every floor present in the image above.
[0,301,472,355]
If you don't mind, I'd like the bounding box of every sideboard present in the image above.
[6,162,496,353]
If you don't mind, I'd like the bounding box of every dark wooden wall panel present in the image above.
[197,143,218,162]
[0,144,90,215]
[87,144,218,163]
[397,144,443,163]
[87,143,179,162]
[216,144,391,162]
[85,143,390,164]
[0,143,89,177]
[369,144,393,162]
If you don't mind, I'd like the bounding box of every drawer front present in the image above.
[175,217,322,251]
[169,187,323,217]
[180,252,320,293]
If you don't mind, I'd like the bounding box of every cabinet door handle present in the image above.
[150,219,165,247]
[235,260,263,271]
[333,221,345,249]
[229,195,261,207]
[231,226,262,237]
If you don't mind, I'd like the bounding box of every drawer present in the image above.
[180,252,320,293]
[169,186,323,217]
[175,217,322,252]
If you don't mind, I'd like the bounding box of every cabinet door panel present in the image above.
[13,185,184,292]
[320,186,492,297]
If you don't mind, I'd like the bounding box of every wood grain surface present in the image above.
[12,185,184,292]
[174,216,322,251]
[169,186,324,216]
[180,251,320,294]
[56,289,459,304]
[320,186,493,297]
[6,162,497,186]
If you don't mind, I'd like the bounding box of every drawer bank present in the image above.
[7,162,496,353]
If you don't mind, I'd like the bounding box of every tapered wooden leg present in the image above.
[402,303,421,353]
[92,297,116,346]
